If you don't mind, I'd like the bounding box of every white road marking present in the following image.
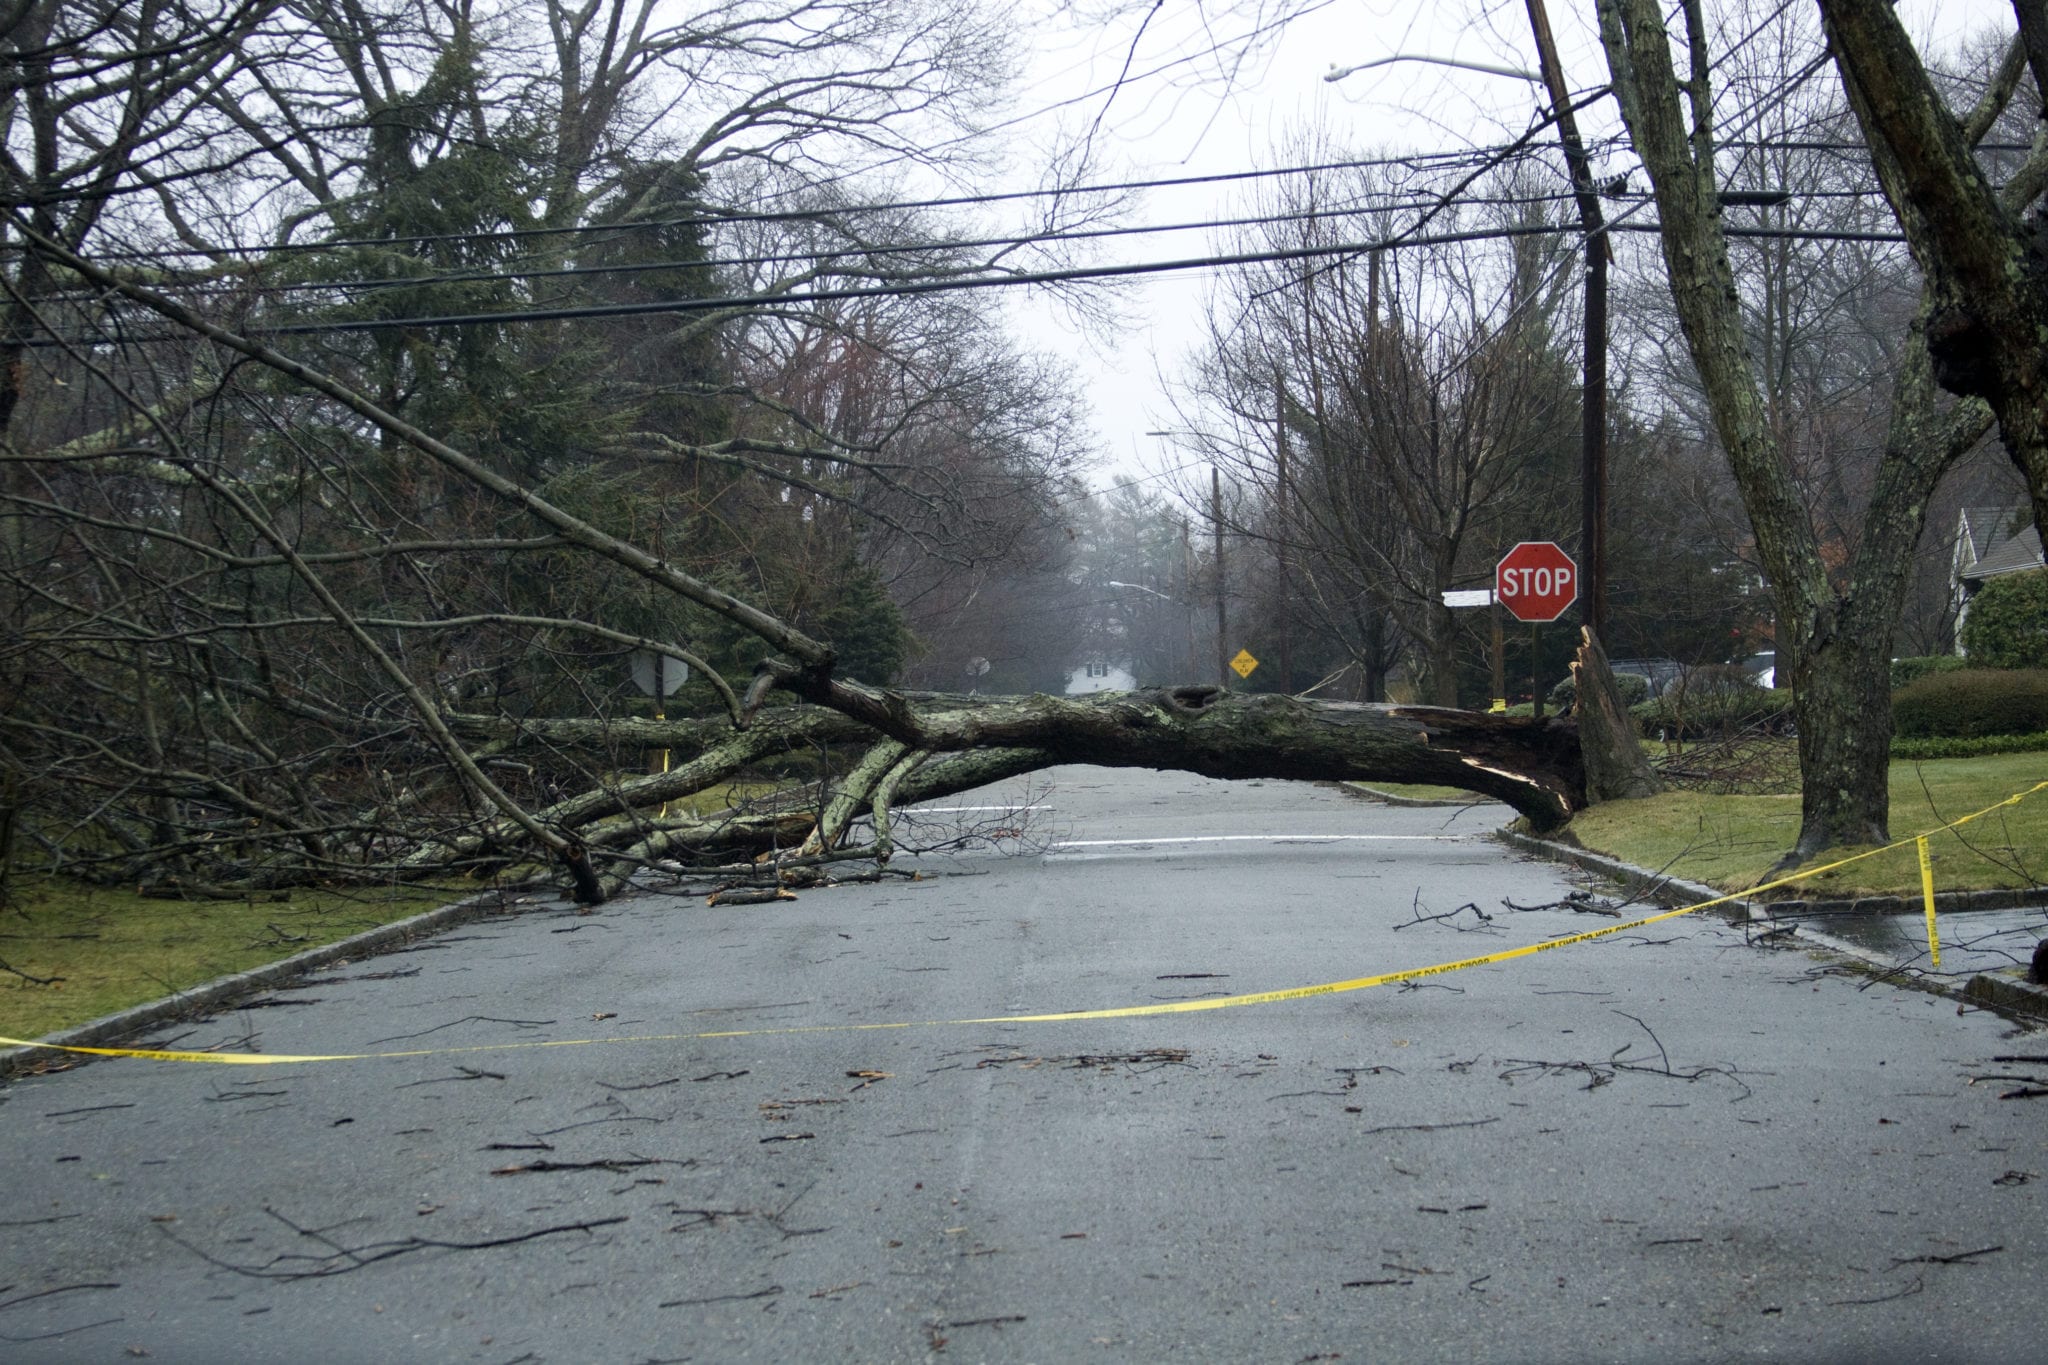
[905,805,1051,812]
[1049,834,1469,848]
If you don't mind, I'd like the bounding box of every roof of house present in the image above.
[1959,507,2044,583]
[1958,506,2012,564]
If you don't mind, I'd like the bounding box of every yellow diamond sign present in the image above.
[1230,649,1259,679]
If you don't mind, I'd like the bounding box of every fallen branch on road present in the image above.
[163,1208,627,1281]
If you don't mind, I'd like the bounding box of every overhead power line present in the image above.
[34,138,1924,311]
[38,218,1911,348]
[47,127,1950,271]
[30,151,1921,314]
[91,184,1602,302]
[70,148,1540,263]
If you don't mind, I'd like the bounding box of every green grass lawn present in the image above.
[0,878,461,1043]
[1346,780,1485,803]
[0,777,789,1046]
[1563,752,2048,898]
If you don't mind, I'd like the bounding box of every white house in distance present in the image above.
[1953,506,2045,650]
[1064,657,1137,695]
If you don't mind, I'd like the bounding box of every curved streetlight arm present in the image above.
[1324,54,1539,83]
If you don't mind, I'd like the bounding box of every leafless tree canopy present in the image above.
[18,0,2030,897]
[1173,145,1581,705]
[0,0,1098,899]
[0,0,1636,907]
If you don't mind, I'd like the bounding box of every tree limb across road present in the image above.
[455,685,1591,887]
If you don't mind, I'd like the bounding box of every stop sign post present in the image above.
[1495,542,1578,719]
[1495,541,1578,622]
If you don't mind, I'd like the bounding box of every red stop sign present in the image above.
[1495,541,1578,622]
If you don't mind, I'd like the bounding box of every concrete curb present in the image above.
[1741,886,2045,918]
[0,886,539,1080]
[1962,972,2048,1020]
[1493,828,2048,1025]
[1493,828,1751,920]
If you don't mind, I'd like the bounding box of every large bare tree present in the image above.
[0,0,1660,906]
[1595,0,2014,858]
[5,230,1651,902]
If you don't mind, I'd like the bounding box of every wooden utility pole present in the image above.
[1524,0,1608,640]
[1273,368,1293,693]
[1212,466,1229,687]
[1491,602,1507,712]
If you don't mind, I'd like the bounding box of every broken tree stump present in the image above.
[1572,626,1664,804]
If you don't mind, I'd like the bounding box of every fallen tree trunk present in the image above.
[475,684,1585,848]
[15,250,1635,902]
[43,672,1612,900]
[16,668,1605,900]
[827,684,1586,830]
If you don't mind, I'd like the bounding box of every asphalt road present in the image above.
[3,768,2046,1364]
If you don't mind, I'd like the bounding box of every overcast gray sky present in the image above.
[989,0,2010,494]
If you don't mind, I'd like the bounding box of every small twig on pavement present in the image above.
[1394,892,1494,932]
[1889,1246,2002,1268]
[1502,891,1621,917]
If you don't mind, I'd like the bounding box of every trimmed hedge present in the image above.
[1632,668,1793,739]
[1890,655,1968,689]
[1890,729,2048,760]
[1960,568,2048,670]
[1891,668,2048,738]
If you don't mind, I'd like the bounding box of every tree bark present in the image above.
[1816,0,2048,542]
[1425,599,1462,707]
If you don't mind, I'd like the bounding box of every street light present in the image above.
[1325,54,1539,83]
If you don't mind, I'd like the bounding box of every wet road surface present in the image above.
[3,768,2045,1363]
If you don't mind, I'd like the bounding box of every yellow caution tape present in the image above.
[6,780,2043,1067]
[1918,836,1941,969]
